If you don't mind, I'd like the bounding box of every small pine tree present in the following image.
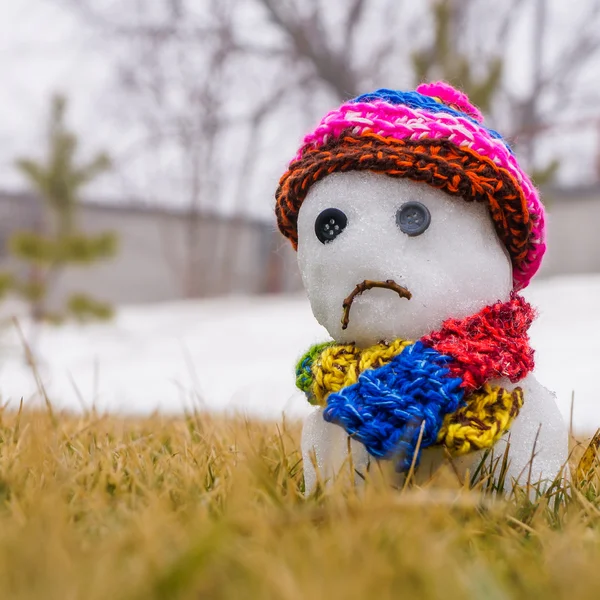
[0,94,118,323]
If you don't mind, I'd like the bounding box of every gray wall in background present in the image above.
[539,186,600,278]
[0,192,302,308]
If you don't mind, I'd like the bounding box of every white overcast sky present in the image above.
[0,0,599,218]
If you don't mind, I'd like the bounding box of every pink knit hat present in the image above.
[276,82,546,290]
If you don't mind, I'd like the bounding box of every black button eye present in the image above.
[396,201,431,236]
[315,208,348,244]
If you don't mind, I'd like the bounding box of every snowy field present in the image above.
[0,273,599,433]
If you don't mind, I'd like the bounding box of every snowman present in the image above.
[275,82,568,494]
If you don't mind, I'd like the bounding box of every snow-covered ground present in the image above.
[0,273,599,433]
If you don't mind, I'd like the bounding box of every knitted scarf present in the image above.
[295,294,535,472]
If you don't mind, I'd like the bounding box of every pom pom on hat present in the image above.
[416,81,484,123]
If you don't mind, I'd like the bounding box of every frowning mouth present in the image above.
[341,280,412,330]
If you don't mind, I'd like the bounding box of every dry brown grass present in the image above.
[0,406,599,600]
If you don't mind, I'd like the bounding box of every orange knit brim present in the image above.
[275,132,532,274]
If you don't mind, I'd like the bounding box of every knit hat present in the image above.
[275,81,545,291]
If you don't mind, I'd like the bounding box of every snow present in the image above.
[0,274,599,433]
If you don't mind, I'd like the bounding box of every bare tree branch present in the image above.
[496,0,528,44]
[344,0,367,53]
[257,0,360,98]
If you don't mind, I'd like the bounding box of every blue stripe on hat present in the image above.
[352,89,512,152]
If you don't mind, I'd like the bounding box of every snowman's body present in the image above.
[302,374,567,493]
[296,172,568,493]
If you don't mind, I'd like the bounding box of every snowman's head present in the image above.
[297,172,511,345]
[276,82,546,346]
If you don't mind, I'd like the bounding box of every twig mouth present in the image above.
[341,279,412,330]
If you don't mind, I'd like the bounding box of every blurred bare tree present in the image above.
[62,0,600,294]
[249,0,406,100]
[68,0,240,297]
